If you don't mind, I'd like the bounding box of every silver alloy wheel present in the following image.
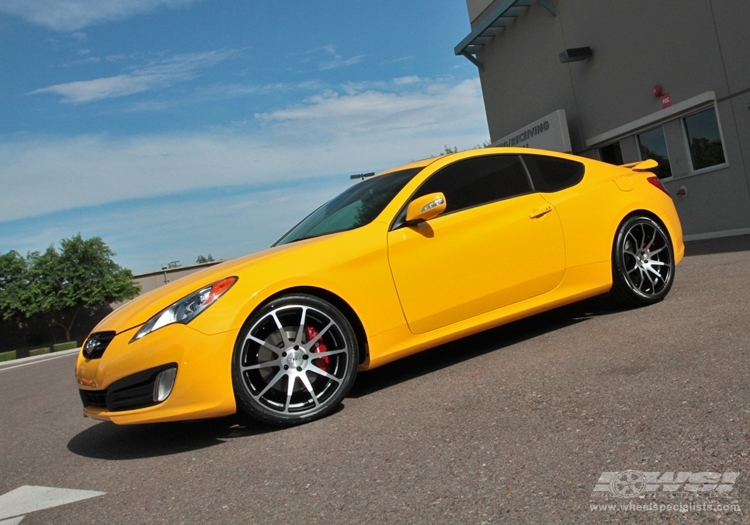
[610,215,675,307]
[235,300,355,422]
[620,220,673,297]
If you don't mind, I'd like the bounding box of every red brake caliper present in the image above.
[305,325,329,372]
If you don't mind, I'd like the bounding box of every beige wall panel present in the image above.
[558,0,729,139]
[710,0,750,94]
[478,6,577,146]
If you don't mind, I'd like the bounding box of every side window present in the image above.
[413,155,531,214]
[522,155,584,192]
[683,107,726,171]
[598,142,623,165]
[636,126,672,179]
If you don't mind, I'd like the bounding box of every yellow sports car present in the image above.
[76,148,683,426]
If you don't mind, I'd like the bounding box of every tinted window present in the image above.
[412,155,531,215]
[275,168,420,245]
[599,142,623,165]
[683,108,726,171]
[637,126,672,179]
[522,155,584,192]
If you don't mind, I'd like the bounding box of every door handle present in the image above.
[529,206,552,219]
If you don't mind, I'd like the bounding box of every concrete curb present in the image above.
[0,347,80,370]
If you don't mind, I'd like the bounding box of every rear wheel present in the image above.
[232,294,358,426]
[610,215,675,306]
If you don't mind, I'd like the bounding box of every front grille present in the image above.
[79,389,107,408]
[82,331,116,359]
[79,363,177,412]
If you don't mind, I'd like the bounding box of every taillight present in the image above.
[647,176,670,197]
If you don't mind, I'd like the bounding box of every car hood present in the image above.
[94,240,308,335]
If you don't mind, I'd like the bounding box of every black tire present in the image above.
[610,215,675,307]
[232,294,358,426]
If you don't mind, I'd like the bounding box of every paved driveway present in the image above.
[1,241,748,524]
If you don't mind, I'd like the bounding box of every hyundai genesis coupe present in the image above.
[76,147,683,426]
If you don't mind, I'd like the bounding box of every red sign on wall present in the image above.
[661,93,672,109]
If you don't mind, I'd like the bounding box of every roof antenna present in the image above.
[349,172,375,180]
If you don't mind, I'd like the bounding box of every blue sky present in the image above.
[0,0,489,273]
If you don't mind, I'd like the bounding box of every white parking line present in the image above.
[0,486,105,521]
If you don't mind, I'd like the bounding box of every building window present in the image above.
[599,142,623,165]
[637,127,672,179]
[683,107,726,171]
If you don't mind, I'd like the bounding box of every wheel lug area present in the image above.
[281,347,307,371]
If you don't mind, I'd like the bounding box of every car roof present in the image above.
[373,146,590,179]
[375,157,439,177]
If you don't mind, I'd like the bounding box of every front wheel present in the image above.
[610,215,675,307]
[232,294,358,426]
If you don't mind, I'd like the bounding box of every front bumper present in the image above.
[76,323,238,424]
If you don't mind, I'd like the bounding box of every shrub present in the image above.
[53,341,78,351]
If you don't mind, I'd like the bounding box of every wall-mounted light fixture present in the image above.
[559,47,593,63]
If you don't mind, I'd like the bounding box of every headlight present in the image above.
[130,276,237,342]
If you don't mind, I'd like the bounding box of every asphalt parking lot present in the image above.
[1,238,749,524]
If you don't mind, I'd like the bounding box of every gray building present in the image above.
[457,0,750,240]
[132,260,222,296]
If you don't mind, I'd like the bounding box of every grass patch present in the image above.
[0,350,15,362]
[53,341,78,352]
[29,347,51,357]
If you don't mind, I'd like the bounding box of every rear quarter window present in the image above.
[522,155,584,192]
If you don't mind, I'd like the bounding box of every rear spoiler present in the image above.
[620,159,658,172]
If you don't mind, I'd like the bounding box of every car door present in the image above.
[387,154,566,334]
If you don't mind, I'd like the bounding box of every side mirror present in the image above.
[405,192,447,223]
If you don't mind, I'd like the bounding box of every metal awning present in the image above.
[454,0,557,70]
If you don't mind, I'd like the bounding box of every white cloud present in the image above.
[0,0,200,32]
[299,45,365,71]
[0,180,350,273]
[0,79,488,223]
[57,56,101,68]
[255,79,483,136]
[393,75,420,85]
[29,50,237,103]
[319,54,365,71]
[106,54,130,62]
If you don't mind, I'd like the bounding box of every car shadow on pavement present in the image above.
[349,294,621,399]
[67,413,280,460]
[67,296,624,459]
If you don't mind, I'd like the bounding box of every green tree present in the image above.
[0,250,30,323]
[433,141,491,158]
[196,254,215,264]
[0,235,140,342]
[443,145,459,155]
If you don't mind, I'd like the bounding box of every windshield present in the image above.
[275,168,421,245]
